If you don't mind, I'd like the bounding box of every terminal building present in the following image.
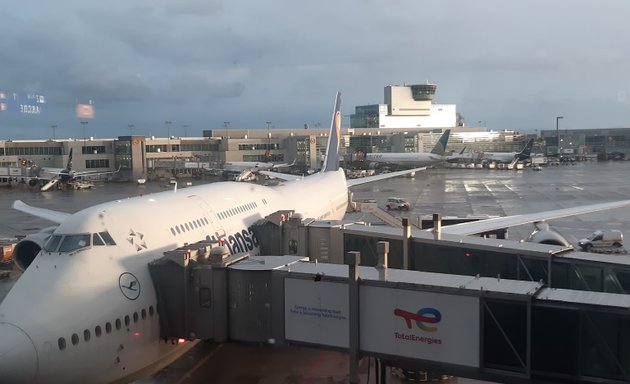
[3,82,630,182]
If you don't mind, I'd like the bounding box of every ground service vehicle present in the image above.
[386,197,410,211]
[578,230,624,251]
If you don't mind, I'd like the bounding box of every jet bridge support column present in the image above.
[402,218,410,270]
[345,251,361,384]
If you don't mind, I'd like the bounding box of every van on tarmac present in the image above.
[578,230,624,251]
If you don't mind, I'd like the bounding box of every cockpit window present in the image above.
[99,231,116,245]
[43,235,63,252]
[93,233,105,246]
[58,234,91,253]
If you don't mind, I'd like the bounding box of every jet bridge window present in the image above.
[58,234,91,253]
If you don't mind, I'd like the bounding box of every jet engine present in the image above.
[526,222,572,247]
[12,226,57,270]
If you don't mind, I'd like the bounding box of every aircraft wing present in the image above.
[12,200,70,224]
[72,166,121,179]
[347,167,426,187]
[440,199,630,236]
[258,170,302,181]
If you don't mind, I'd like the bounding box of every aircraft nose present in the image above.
[0,322,38,383]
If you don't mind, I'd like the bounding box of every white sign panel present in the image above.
[360,286,480,368]
[284,278,349,348]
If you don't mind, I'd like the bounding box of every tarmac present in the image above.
[2,160,630,383]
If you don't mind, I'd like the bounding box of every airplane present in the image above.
[364,129,451,169]
[445,146,470,163]
[478,138,534,164]
[35,148,120,191]
[3,93,630,384]
[213,159,296,181]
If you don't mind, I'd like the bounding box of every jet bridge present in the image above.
[149,238,630,384]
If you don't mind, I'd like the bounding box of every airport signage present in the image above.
[284,278,349,348]
[360,286,480,368]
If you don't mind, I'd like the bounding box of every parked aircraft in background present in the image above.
[364,129,451,169]
[212,159,296,181]
[36,148,120,191]
[479,138,534,164]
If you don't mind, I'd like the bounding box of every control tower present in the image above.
[385,84,437,116]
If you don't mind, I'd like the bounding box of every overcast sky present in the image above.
[1,0,629,139]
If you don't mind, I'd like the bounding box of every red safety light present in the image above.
[177,338,187,344]
[465,251,472,257]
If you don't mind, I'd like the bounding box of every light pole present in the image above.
[165,120,172,152]
[51,124,57,140]
[128,124,134,136]
[266,121,272,161]
[556,116,564,156]
[182,124,188,137]
[80,121,88,147]
[223,121,230,139]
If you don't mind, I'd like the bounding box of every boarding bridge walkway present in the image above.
[149,237,630,384]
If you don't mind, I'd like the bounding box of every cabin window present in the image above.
[149,306,155,316]
[71,333,79,346]
[124,315,130,327]
[58,337,66,350]
[98,231,116,245]
[83,329,91,342]
[92,233,105,246]
[115,319,121,330]
[170,228,176,235]
[176,226,181,234]
[95,326,102,337]
[44,235,63,252]
[133,312,138,323]
[185,223,190,231]
[141,309,147,319]
[58,234,90,253]
[105,322,112,334]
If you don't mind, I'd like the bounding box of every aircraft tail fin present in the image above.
[430,129,451,155]
[321,92,342,173]
[65,148,73,171]
[516,138,534,160]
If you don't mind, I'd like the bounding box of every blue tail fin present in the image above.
[321,92,342,173]
[516,139,534,160]
[430,129,451,155]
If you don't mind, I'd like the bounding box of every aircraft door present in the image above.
[187,195,226,240]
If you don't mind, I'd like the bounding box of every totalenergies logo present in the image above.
[394,308,442,332]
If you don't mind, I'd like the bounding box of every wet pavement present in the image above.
[2,161,630,383]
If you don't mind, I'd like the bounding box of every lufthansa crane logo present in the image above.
[119,272,141,300]
[334,111,341,139]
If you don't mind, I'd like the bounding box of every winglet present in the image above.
[12,200,70,224]
[321,92,342,173]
